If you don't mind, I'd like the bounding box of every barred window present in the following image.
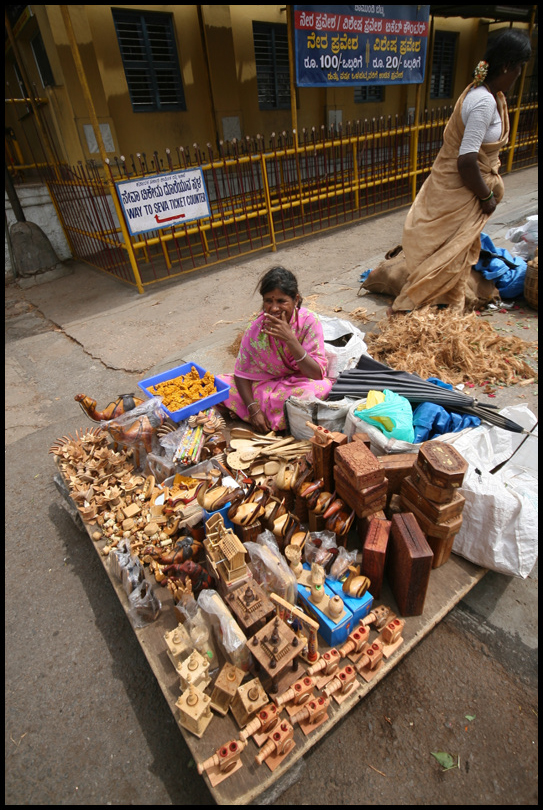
[253,21,291,110]
[354,85,384,103]
[31,30,55,87]
[112,8,186,112]
[430,30,457,99]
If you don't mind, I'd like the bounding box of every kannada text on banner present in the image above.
[294,4,430,87]
[116,168,211,237]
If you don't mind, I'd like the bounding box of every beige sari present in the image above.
[392,84,510,312]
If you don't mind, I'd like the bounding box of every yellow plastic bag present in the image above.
[354,389,415,442]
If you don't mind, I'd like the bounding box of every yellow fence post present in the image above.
[506,7,536,174]
[353,140,359,211]
[261,153,277,252]
[410,84,422,201]
[59,5,145,294]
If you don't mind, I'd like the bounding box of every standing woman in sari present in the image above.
[390,29,532,315]
[220,266,333,432]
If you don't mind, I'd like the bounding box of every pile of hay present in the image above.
[366,308,537,386]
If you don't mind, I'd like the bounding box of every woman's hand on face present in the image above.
[262,311,294,344]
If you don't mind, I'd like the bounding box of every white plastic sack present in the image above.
[319,315,367,379]
[451,405,538,578]
[505,214,538,260]
[285,394,354,440]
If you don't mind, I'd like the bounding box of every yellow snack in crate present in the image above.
[150,366,217,412]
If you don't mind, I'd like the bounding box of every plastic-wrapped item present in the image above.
[128,578,161,627]
[102,396,166,457]
[176,599,220,676]
[159,420,207,467]
[245,531,297,605]
[304,530,337,567]
[329,546,359,581]
[122,555,145,595]
[198,590,252,672]
[108,538,131,582]
[159,420,189,459]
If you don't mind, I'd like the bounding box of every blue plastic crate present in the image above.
[138,362,230,422]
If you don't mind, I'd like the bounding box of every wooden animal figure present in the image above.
[158,536,204,565]
[75,393,145,422]
[161,560,215,595]
[106,408,166,454]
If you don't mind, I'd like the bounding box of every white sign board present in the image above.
[115,168,211,236]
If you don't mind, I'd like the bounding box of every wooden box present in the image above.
[334,465,388,517]
[310,439,335,491]
[352,431,372,449]
[417,441,468,489]
[398,493,463,568]
[357,510,387,539]
[334,441,384,490]
[399,493,464,541]
[387,513,433,616]
[377,453,417,496]
[410,460,457,504]
[361,516,391,598]
[425,534,457,569]
[400,476,465,523]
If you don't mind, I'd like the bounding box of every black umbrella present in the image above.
[328,355,528,434]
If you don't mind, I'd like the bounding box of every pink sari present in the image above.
[219,307,333,430]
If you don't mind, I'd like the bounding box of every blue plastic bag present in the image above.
[412,377,481,442]
[412,402,481,443]
[354,389,414,443]
[474,233,527,298]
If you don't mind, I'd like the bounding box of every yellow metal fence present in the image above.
[40,101,538,291]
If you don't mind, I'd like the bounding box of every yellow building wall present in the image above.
[5,6,534,169]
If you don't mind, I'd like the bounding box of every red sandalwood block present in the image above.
[361,517,391,598]
[387,512,433,616]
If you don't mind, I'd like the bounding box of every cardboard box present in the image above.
[297,568,355,647]
[326,577,373,624]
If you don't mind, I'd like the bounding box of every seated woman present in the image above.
[219,266,334,433]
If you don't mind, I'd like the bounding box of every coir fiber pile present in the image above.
[366,308,537,387]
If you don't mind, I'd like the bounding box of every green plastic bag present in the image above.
[353,389,415,443]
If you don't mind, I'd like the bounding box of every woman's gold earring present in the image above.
[504,68,508,74]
